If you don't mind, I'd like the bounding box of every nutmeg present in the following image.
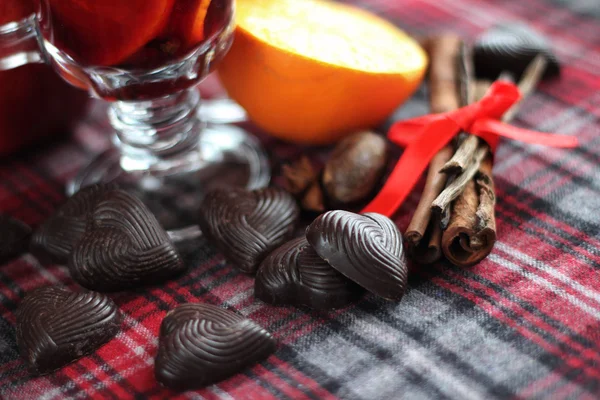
[322,131,388,206]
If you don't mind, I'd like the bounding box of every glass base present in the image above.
[68,123,270,241]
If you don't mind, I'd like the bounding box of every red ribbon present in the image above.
[361,81,579,217]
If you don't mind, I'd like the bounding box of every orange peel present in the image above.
[218,0,428,144]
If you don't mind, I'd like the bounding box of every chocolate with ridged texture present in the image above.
[474,23,560,81]
[0,215,31,264]
[30,184,117,264]
[306,211,408,301]
[256,237,363,309]
[198,187,300,274]
[16,286,121,375]
[155,303,276,390]
[69,189,185,291]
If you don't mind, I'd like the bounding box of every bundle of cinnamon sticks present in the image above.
[406,34,547,267]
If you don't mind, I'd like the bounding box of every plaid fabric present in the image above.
[1,0,599,398]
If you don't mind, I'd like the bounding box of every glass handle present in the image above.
[0,15,44,71]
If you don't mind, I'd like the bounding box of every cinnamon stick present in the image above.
[406,146,454,263]
[436,57,547,216]
[431,144,488,214]
[405,34,462,263]
[440,135,480,174]
[502,55,548,122]
[441,55,548,267]
[433,41,478,221]
[428,35,463,113]
[440,42,477,174]
[441,155,496,266]
[473,156,496,248]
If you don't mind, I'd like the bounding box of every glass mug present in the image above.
[0,0,269,237]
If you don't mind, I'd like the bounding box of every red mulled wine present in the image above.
[37,0,233,99]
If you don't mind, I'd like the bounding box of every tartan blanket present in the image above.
[1,0,599,398]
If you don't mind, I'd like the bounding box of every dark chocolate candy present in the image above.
[31,184,117,264]
[69,189,185,291]
[474,23,561,81]
[0,215,31,264]
[306,211,408,301]
[155,303,276,391]
[16,286,121,375]
[198,187,300,274]
[255,237,363,309]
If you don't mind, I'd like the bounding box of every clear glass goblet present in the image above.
[0,0,270,239]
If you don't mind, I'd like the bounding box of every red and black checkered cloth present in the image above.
[2,0,599,398]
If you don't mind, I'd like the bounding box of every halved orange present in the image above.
[48,0,175,66]
[218,0,428,144]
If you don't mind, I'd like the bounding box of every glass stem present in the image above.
[0,15,45,71]
[109,88,203,172]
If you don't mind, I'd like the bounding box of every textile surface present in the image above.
[1,0,599,398]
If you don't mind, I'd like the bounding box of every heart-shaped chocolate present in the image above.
[31,184,117,264]
[69,189,185,291]
[16,286,121,375]
[474,23,561,81]
[155,303,276,390]
[0,215,31,264]
[306,211,408,301]
[255,237,363,309]
[198,187,300,273]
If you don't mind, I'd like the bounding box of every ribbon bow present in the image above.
[362,81,579,217]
